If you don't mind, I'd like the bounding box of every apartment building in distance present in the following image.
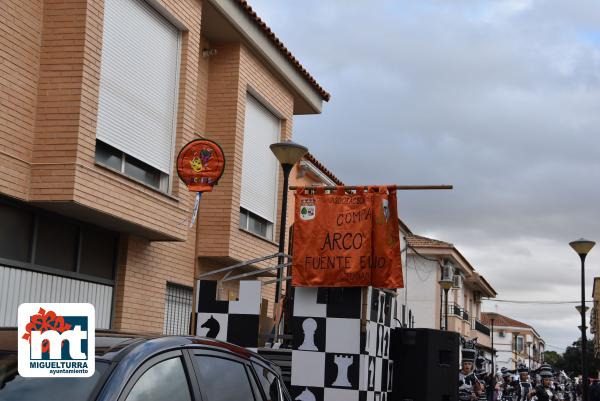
[481,312,546,370]
[401,235,498,361]
[0,0,335,334]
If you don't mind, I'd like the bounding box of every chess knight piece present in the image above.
[299,318,318,351]
[332,354,354,387]
[200,315,220,338]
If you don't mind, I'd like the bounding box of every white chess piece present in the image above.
[299,318,318,351]
[295,387,316,401]
[368,358,375,389]
[332,354,353,387]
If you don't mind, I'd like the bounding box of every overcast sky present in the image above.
[248,0,600,351]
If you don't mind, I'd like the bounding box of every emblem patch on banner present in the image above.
[300,199,316,220]
[381,198,389,222]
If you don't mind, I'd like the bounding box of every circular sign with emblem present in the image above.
[176,138,225,192]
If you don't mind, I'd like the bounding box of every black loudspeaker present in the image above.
[389,328,459,401]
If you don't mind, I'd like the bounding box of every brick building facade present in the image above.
[0,0,335,334]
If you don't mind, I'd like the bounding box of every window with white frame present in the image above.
[239,94,280,240]
[95,0,180,192]
[239,208,274,240]
[516,335,524,353]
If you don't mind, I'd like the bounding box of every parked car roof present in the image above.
[0,328,272,367]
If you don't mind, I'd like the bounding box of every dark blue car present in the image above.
[0,329,291,401]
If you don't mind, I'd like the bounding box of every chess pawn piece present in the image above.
[299,318,318,351]
[332,354,353,387]
[295,387,316,401]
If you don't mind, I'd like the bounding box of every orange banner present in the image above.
[371,188,404,288]
[292,187,403,288]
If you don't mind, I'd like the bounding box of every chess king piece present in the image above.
[295,387,316,401]
[299,318,318,351]
[332,354,354,387]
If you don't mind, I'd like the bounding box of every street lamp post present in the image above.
[439,262,454,331]
[526,340,532,370]
[570,238,596,401]
[270,140,308,304]
[491,318,495,373]
[439,278,453,331]
[513,331,520,369]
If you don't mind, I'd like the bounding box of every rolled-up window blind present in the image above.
[240,95,280,223]
[96,0,180,174]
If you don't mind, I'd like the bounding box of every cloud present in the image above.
[247,0,600,349]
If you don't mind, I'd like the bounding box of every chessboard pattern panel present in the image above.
[290,287,397,401]
[195,280,261,349]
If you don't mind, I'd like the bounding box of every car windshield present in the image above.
[0,351,108,401]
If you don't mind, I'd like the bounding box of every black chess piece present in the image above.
[200,315,220,338]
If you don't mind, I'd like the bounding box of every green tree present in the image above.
[543,350,563,367]
[558,339,600,378]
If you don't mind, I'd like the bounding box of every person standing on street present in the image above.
[532,370,559,401]
[513,364,535,401]
[589,374,600,401]
[459,343,482,401]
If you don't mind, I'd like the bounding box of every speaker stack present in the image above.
[389,328,459,401]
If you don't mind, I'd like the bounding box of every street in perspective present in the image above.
[1,0,600,400]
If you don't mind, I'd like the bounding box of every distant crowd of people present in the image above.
[458,339,597,401]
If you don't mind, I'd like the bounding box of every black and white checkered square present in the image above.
[291,287,397,401]
[195,280,261,349]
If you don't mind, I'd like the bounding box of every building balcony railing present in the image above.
[475,320,491,336]
[463,310,470,321]
[451,303,462,317]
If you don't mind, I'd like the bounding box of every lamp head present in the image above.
[439,277,454,290]
[269,140,308,166]
[570,238,596,256]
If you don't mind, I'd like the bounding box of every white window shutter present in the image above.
[96,0,180,174]
[240,95,280,222]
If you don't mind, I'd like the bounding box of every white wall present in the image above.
[396,231,408,325]
[492,328,544,370]
[493,330,515,370]
[397,254,439,329]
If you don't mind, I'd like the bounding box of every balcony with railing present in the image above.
[475,320,490,336]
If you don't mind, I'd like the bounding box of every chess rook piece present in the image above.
[332,354,353,387]
[295,387,316,401]
[299,318,318,351]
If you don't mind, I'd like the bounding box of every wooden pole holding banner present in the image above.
[288,184,453,191]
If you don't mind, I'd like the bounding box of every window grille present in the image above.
[163,283,193,335]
